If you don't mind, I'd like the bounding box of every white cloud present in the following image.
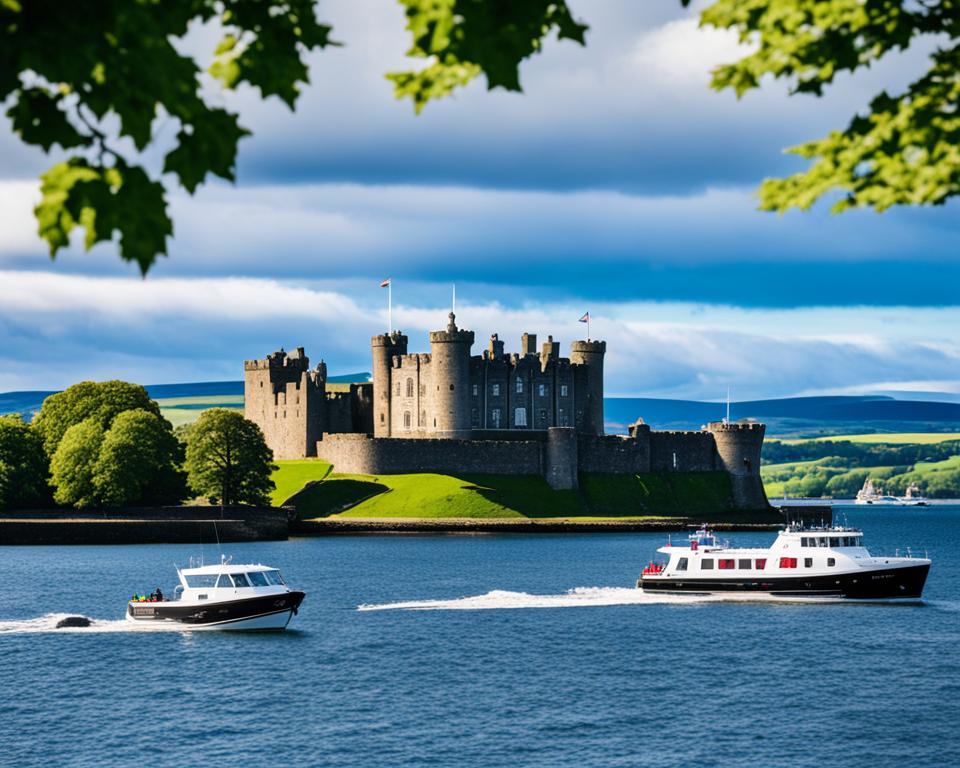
[628,17,752,88]
[1,271,958,399]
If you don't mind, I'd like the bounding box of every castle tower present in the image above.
[243,347,325,459]
[569,340,606,435]
[429,312,475,438]
[707,420,770,511]
[371,331,408,437]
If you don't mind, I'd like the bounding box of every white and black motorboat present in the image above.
[127,558,305,630]
[638,524,930,600]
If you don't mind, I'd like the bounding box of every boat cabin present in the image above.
[172,562,289,603]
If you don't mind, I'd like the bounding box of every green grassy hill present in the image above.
[270,460,776,523]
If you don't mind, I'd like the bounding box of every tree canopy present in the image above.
[184,409,275,508]
[32,380,160,456]
[2,1,956,273]
[0,414,50,510]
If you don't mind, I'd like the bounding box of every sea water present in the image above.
[2,506,959,767]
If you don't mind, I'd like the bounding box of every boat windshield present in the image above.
[264,570,285,586]
[183,574,217,588]
[247,571,270,587]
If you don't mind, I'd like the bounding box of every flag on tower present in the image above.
[579,312,590,323]
[380,278,391,288]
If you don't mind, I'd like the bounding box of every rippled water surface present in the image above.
[3,506,959,767]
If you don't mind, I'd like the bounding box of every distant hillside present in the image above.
[0,373,370,421]
[3,382,960,437]
[606,396,960,438]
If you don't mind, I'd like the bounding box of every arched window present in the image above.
[403,411,412,429]
[516,379,523,393]
[406,378,414,398]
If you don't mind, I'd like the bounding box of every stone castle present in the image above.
[244,313,770,510]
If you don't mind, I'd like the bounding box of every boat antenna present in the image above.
[213,520,222,558]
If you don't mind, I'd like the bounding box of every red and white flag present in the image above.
[579,312,590,323]
[380,278,391,288]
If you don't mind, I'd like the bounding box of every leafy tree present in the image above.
[50,418,105,509]
[687,0,960,213]
[185,409,275,508]
[33,380,160,456]
[0,415,50,510]
[91,409,186,507]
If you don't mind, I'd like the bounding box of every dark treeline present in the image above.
[762,440,960,467]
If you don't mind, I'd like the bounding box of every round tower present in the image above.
[371,331,407,437]
[707,420,770,511]
[569,340,606,435]
[428,312,475,438]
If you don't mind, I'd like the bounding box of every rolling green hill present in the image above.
[270,460,777,523]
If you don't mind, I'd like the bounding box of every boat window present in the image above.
[264,570,286,586]
[719,559,735,570]
[779,557,797,568]
[818,537,829,547]
[804,558,813,568]
[806,538,817,547]
[247,571,269,587]
[827,558,836,567]
[675,557,688,572]
[832,538,843,547]
[184,574,218,588]
[232,573,251,588]
[738,559,751,569]
[755,558,766,570]
[701,559,714,570]
[215,573,234,588]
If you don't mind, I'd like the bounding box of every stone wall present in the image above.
[577,434,651,474]
[649,431,718,472]
[317,433,543,476]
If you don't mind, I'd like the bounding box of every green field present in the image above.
[783,432,960,445]
[268,460,771,522]
[155,395,245,428]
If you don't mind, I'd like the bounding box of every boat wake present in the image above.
[357,587,926,611]
[0,613,186,634]
[358,587,713,612]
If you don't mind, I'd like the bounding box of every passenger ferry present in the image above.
[638,525,930,600]
[127,558,305,630]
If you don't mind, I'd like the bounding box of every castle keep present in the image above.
[244,313,770,511]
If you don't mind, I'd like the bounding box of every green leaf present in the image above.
[34,158,172,274]
[6,88,92,152]
[163,108,250,193]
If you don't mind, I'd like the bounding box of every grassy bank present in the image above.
[270,461,772,522]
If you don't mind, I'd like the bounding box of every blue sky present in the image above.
[0,1,958,400]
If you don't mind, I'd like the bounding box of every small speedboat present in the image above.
[127,558,305,630]
[638,524,930,600]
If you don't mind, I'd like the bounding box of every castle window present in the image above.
[558,408,566,426]
[380,413,384,423]
[538,384,546,397]
[260,381,263,388]
[420,411,426,427]
[492,384,500,396]
[515,407,527,427]
[491,408,501,428]
[471,408,478,426]
[396,382,400,396]
[450,384,454,391]
[516,379,523,394]
[472,384,478,396]
[420,384,426,396]
[560,385,568,397]
[403,411,411,429]
[539,409,547,424]
[406,378,414,398]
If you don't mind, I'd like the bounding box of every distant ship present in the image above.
[855,479,929,506]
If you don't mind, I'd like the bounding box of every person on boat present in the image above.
[155,587,164,602]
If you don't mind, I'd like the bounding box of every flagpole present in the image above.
[587,315,591,342]
[452,283,456,315]
[388,281,392,334]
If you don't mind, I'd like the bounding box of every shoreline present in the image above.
[292,518,785,535]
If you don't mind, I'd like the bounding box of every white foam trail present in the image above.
[0,613,192,634]
[358,587,712,611]
[357,587,923,611]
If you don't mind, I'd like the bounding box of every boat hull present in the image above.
[126,591,305,630]
[640,563,929,600]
